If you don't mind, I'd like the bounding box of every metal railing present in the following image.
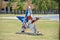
[0,10,58,14]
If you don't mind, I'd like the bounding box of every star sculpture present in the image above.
[16,0,40,34]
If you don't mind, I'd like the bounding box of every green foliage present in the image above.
[38,0,48,10]
[32,0,38,5]
[11,0,17,2]
[50,1,58,10]
[20,0,25,2]
[34,0,58,10]
[17,2,23,10]
[7,2,12,7]
[7,0,59,10]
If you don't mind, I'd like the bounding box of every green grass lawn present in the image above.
[0,14,59,40]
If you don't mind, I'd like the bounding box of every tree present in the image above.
[34,0,58,10]
[7,0,24,10]
[7,0,58,11]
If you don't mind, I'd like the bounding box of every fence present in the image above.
[0,9,58,14]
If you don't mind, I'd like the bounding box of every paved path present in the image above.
[0,15,59,21]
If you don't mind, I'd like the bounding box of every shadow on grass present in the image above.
[16,32,43,36]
